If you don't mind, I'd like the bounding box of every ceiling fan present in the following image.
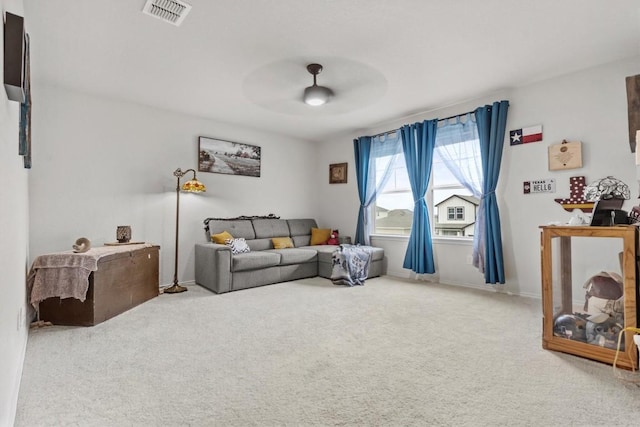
[242,57,387,116]
[303,63,334,106]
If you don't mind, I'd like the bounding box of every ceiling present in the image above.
[23,0,640,143]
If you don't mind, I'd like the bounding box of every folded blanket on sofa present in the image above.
[331,244,372,286]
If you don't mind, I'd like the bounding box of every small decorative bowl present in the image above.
[72,237,91,253]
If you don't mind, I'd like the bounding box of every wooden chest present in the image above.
[38,245,160,326]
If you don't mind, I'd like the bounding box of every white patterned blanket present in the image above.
[331,244,372,286]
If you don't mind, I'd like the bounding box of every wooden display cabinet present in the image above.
[540,225,638,369]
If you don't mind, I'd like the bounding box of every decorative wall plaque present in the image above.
[523,179,556,194]
[548,140,582,171]
[554,176,594,212]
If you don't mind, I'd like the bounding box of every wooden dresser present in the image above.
[38,245,160,326]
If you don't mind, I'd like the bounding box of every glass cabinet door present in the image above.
[540,226,638,369]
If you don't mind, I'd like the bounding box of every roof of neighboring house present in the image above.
[435,194,480,207]
[435,222,476,230]
[375,209,413,227]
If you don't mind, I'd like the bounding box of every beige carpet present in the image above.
[14,276,640,426]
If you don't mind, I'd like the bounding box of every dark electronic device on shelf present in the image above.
[589,198,627,226]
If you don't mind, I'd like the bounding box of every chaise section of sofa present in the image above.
[195,218,384,293]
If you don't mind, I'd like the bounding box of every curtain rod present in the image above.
[439,109,475,123]
[371,109,475,139]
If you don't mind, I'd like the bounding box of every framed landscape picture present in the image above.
[198,136,261,177]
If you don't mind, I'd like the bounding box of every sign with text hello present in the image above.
[523,179,556,194]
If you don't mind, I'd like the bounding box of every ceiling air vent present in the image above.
[142,0,192,26]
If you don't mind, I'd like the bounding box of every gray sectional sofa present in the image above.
[194,218,384,293]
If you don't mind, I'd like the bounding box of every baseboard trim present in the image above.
[384,271,539,300]
[386,269,412,279]
[161,279,196,289]
[7,325,28,427]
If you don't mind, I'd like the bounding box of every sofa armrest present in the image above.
[195,243,232,293]
[339,236,352,245]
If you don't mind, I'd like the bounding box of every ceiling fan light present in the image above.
[304,85,332,106]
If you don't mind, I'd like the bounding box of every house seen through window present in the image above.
[372,118,480,238]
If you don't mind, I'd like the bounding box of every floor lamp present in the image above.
[164,168,206,294]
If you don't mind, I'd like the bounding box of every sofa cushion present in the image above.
[292,235,311,247]
[272,237,294,249]
[232,251,281,272]
[252,219,290,239]
[287,218,318,236]
[211,230,233,244]
[287,219,316,247]
[247,238,272,251]
[310,228,332,245]
[207,220,255,241]
[299,245,385,263]
[265,248,317,265]
[303,245,340,263]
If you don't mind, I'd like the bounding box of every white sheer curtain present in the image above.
[354,131,403,245]
[371,132,403,194]
[434,113,484,267]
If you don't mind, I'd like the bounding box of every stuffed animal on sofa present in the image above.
[327,229,340,245]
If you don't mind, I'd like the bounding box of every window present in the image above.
[447,206,464,220]
[372,116,481,238]
[373,152,413,236]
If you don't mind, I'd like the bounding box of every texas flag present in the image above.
[510,125,543,145]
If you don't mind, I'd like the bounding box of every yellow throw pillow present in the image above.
[272,237,294,249]
[211,230,234,244]
[310,228,332,245]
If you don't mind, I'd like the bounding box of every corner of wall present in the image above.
[0,1,30,425]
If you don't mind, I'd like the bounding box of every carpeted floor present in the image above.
[15,276,640,426]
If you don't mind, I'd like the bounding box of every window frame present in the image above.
[455,206,464,220]
[446,206,464,220]
[447,207,455,220]
[369,118,480,240]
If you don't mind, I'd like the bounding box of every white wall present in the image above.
[8,45,640,427]
[0,2,28,425]
[316,55,640,298]
[29,85,318,286]
[503,56,639,297]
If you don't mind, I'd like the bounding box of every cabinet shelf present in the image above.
[540,225,638,369]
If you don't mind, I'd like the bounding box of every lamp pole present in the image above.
[164,168,205,294]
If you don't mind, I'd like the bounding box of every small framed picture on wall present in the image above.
[329,162,347,184]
